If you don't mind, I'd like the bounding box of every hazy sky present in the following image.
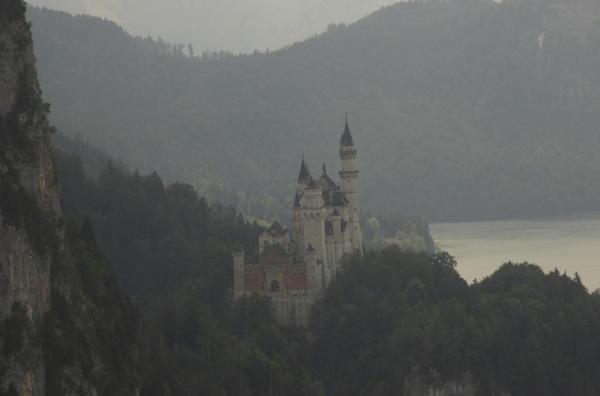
[28,0,400,53]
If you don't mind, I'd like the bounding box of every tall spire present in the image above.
[340,113,354,147]
[297,154,311,183]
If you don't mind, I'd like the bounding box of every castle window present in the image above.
[271,280,280,293]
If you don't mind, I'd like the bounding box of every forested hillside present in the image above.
[29,0,600,221]
[50,145,600,394]
[53,147,323,394]
[27,0,398,53]
[311,249,600,395]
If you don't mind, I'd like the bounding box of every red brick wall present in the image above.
[284,268,307,290]
[245,268,264,291]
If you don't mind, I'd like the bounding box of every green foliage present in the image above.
[311,249,600,395]
[54,148,321,395]
[30,1,600,221]
[44,217,139,395]
[0,6,138,393]
[0,303,30,357]
[0,0,26,21]
[54,147,261,295]
[54,143,600,395]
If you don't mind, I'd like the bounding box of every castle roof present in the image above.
[330,191,349,207]
[306,178,320,190]
[267,221,285,236]
[297,155,311,183]
[260,243,289,261]
[340,116,354,147]
[319,165,337,193]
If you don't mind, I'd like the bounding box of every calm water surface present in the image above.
[431,213,600,291]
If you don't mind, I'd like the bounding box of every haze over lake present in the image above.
[432,213,600,291]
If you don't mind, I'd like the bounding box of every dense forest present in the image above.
[53,147,323,395]
[29,0,600,221]
[52,147,600,395]
[312,250,600,395]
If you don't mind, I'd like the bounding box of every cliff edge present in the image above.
[0,1,137,394]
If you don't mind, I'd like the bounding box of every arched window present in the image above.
[270,280,280,293]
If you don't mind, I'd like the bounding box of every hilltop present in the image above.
[29,0,600,221]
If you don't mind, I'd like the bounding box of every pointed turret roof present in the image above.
[297,154,311,183]
[340,115,354,147]
[319,164,337,192]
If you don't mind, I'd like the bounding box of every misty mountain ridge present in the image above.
[27,0,400,53]
[29,0,600,222]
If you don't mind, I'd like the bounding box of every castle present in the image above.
[232,117,363,326]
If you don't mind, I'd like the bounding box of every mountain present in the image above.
[26,0,399,53]
[0,1,137,393]
[29,0,600,222]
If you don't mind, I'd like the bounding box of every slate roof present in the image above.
[319,166,337,193]
[306,178,319,189]
[340,117,354,147]
[260,243,289,260]
[297,155,311,183]
[330,191,349,206]
[267,221,286,236]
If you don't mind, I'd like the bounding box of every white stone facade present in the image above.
[233,118,363,326]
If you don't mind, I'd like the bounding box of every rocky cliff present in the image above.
[0,1,137,394]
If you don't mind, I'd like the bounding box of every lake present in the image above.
[431,213,600,291]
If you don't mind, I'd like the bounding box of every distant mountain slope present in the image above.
[29,0,600,221]
[27,0,399,53]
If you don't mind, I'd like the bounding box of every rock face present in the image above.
[0,1,138,394]
[0,2,59,393]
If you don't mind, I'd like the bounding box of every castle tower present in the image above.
[305,244,324,295]
[293,155,311,256]
[299,179,328,269]
[339,116,363,254]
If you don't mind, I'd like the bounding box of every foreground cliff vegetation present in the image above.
[0,1,136,393]
[30,0,600,221]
